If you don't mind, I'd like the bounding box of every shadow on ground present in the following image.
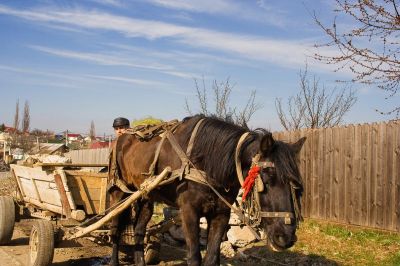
[222,243,339,266]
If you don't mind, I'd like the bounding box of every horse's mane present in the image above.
[188,115,254,186]
[187,115,303,191]
[271,141,304,190]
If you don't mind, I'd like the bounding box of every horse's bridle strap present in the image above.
[257,161,275,168]
[260,211,294,225]
[259,212,294,218]
[235,132,250,186]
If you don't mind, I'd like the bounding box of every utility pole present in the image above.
[65,130,68,146]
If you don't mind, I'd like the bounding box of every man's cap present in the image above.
[113,117,130,128]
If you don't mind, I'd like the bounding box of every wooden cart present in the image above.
[0,163,170,266]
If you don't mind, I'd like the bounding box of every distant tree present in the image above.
[31,128,46,136]
[313,0,400,117]
[89,120,96,140]
[13,99,19,133]
[22,100,30,133]
[275,65,357,130]
[0,123,5,132]
[185,78,262,128]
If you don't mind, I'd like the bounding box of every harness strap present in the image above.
[164,131,190,178]
[259,211,294,225]
[186,119,205,158]
[145,133,168,176]
[114,179,135,194]
[162,127,260,238]
[290,182,303,226]
[235,132,250,186]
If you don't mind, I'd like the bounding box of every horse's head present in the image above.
[254,132,306,251]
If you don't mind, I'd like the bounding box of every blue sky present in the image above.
[0,0,397,136]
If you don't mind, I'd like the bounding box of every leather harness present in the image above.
[108,118,302,237]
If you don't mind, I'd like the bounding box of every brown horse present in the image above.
[109,115,306,266]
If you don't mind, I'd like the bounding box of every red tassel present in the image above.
[241,165,260,202]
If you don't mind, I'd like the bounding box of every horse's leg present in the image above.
[203,211,230,266]
[180,204,201,266]
[110,216,120,266]
[109,190,125,266]
[131,199,154,266]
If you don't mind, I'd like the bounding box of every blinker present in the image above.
[257,161,275,169]
[255,160,274,193]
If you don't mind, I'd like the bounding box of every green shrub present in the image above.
[131,116,163,127]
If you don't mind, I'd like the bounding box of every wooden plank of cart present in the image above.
[0,163,171,266]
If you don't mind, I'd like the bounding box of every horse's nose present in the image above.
[273,233,296,248]
[274,234,287,247]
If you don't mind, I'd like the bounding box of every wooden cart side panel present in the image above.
[18,177,62,207]
[56,170,77,210]
[11,165,56,182]
[65,173,108,215]
[11,165,62,207]
[99,177,108,214]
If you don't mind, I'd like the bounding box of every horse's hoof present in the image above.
[145,247,160,265]
[109,260,119,266]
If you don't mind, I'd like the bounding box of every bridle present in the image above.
[235,132,302,228]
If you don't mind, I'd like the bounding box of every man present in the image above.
[112,117,130,137]
[110,116,161,264]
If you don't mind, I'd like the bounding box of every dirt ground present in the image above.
[3,218,338,266]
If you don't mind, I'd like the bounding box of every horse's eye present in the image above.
[260,170,271,184]
[260,167,276,185]
[263,167,276,177]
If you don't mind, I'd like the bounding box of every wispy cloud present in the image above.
[28,45,196,79]
[89,0,124,8]
[146,0,235,14]
[145,0,289,27]
[84,74,166,87]
[0,4,340,73]
[0,64,172,90]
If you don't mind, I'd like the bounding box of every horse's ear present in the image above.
[260,132,275,154]
[292,137,306,154]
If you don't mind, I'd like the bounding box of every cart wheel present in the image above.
[0,196,15,244]
[29,220,54,266]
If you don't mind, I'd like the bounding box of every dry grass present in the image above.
[293,219,400,265]
[240,219,400,266]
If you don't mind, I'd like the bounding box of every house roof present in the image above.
[67,133,82,138]
[30,143,69,155]
[90,141,110,149]
[4,126,17,133]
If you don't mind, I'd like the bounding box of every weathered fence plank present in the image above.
[65,148,109,165]
[274,120,400,232]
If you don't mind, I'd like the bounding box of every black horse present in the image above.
[109,115,306,266]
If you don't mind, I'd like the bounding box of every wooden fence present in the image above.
[273,120,400,232]
[65,147,109,165]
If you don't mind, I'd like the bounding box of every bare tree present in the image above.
[22,100,30,133]
[313,0,400,116]
[13,99,19,133]
[89,120,96,140]
[185,78,262,127]
[275,66,357,130]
